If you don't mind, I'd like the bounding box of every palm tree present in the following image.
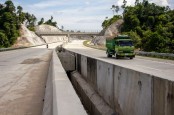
[111,5,116,16]
[121,0,127,9]
[115,6,120,14]
[135,0,139,5]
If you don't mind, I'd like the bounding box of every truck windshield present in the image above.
[118,41,133,46]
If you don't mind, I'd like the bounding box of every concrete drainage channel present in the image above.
[57,48,117,115]
[57,47,174,115]
[43,47,87,115]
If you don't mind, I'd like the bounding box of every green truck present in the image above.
[106,35,135,59]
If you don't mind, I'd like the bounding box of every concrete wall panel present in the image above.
[114,67,152,115]
[58,52,75,71]
[87,57,97,90]
[81,55,87,79]
[97,60,114,108]
[77,54,81,74]
[153,78,174,115]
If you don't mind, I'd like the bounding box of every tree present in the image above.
[143,32,166,52]
[117,1,174,53]
[121,0,127,9]
[25,13,37,31]
[38,18,44,25]
[0,0,40,47]
[115,6,120,14]
[102,15,122,29]
[0,31,9,48]
[135,0,139,5]
[44,16,57,27]
[4,0,15,12]
[123,31,141,48]
[17,6,25,24]
[111,5,116,16]
[61,26,64,30]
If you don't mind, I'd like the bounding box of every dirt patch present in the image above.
[21,58,42,64]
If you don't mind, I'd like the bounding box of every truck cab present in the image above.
[106,35,135,59]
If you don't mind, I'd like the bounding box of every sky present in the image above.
[0,0,174,31]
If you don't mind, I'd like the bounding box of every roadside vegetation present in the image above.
[102,0,174,53]
[0,0,58,48]
[83,40,106,51]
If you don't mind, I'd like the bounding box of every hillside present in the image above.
[13,24,68,47]
[91,19,123,46]
[12,25,45,47]
[35,24,68,43]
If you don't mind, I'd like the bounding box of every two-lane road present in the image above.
[64,40,174,81]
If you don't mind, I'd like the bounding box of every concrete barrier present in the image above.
[42,49,87,115]
[62,49,174,115]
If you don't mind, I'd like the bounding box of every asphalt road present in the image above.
[64,40,174,81]
[0,43,61,115]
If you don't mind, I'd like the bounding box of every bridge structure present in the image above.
[35,31,100,37]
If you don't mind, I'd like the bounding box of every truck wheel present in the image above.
[115,54,119,59]
[107,54,112,57]
[130,57,133,59]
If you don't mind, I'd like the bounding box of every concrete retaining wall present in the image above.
[42,36,68,43]
[65,50,174,115]
[42,49,87,115]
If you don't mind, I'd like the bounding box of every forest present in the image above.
[0,0,57,48]
[102,0,174,53]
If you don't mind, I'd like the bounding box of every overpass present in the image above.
[35,31,99,37]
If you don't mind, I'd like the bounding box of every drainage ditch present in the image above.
[57,49,117,115]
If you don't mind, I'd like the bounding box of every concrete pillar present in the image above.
[68,34,70,42]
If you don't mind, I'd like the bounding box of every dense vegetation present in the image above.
[0,0,37,48]
[38,16,57,27]
[0,0,58,48]
[102,15,122,29]
[102,0,174,53]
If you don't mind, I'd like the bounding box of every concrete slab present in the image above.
[0,48,52,115]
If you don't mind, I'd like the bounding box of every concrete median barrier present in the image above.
[43,49,87,115]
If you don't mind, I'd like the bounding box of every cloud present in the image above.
[1,0,173,31]
[28,1,64,9]
[149,0,169,6]
[85,1,90,5]
[116,0,169,7]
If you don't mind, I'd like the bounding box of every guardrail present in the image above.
[136,51,174,60]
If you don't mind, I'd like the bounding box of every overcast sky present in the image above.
[0,0,173,31]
